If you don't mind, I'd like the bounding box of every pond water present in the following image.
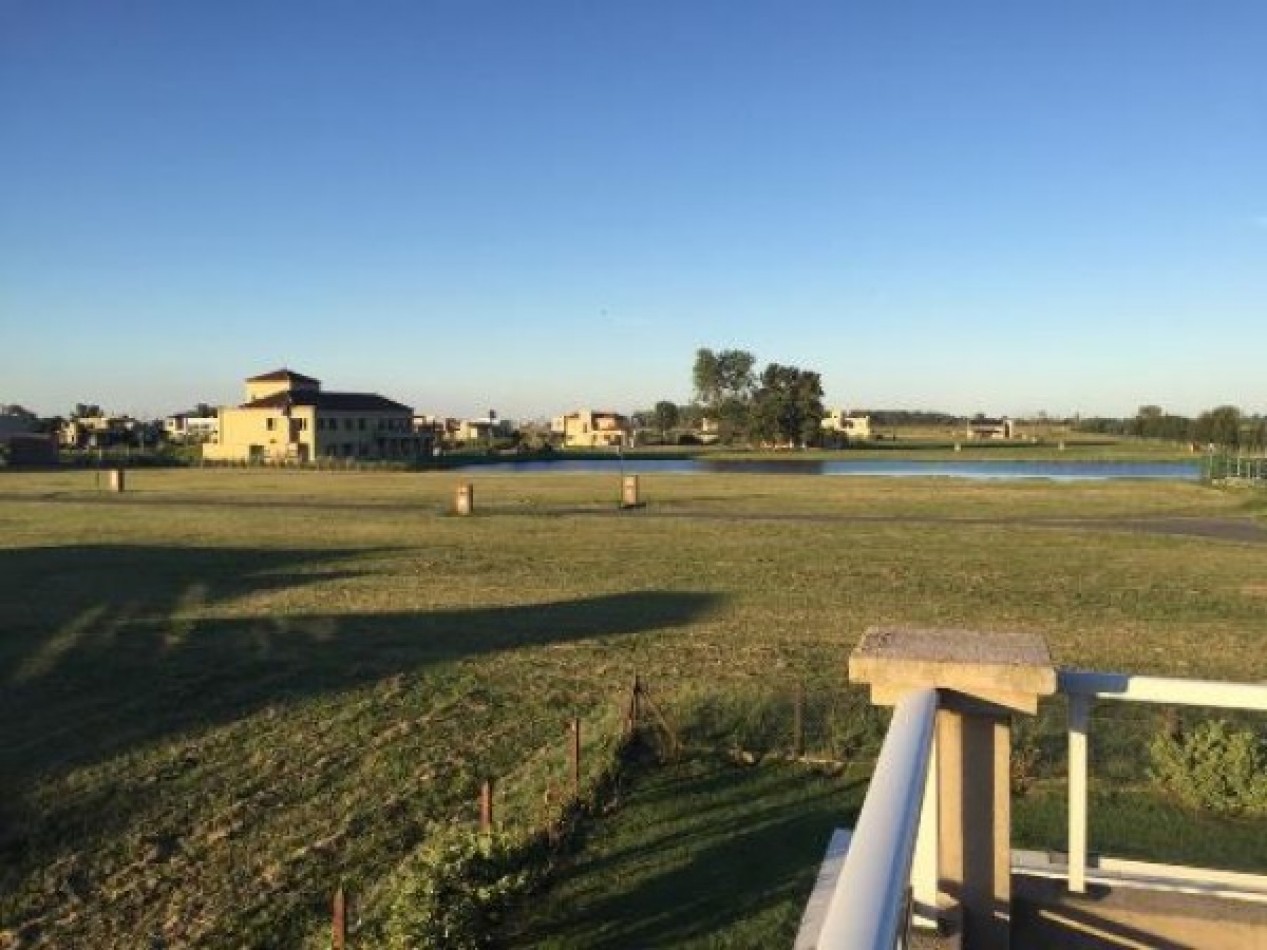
[450,458,1202,481]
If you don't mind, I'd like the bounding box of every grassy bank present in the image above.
[1,469,1264,946]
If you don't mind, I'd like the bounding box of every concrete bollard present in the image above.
[109,468,126,493]
[455,482,474,515]
[953,442,962,453]
[621,474,640,508]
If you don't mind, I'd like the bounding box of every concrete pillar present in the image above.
[621,474,640,508]
[455,482,473,515]
[109,468,126,492]
[849,626,1056,950]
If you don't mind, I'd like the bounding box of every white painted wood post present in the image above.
[1068,692,1090,894]
[911,725,940,929]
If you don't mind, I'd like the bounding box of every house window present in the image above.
[266,418,276,431]
[344,418,352,430]
[358,418,366,431]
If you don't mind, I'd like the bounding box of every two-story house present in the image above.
[203,369,430,463]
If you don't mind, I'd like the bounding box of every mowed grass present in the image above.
[1,469,1265,947]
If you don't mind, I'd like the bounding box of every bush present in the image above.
[1148,719,1267,817]
[382,828,537,949]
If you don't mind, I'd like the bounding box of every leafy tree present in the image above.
[1193,405,1243,448]
[652,400,680,437]
[72,403,102,419]
[747,363,825,447]
[693,348,756,444]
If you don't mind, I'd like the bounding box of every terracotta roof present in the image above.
[245,368,321,384]
[239,391,412,412]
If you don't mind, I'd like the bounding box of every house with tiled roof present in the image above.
[202,369,431,463]
[550,409,630,448]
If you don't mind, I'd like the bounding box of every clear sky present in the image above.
[2,1,1264,420]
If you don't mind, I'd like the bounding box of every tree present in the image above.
[692,348,756,444]
[72,403,102,419]
[747,363,825,447]
[1193,405,1243,448]
[652,401,680,437]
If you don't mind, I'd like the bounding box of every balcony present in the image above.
[796,627,1267,949]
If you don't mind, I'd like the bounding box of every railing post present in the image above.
[911,723,940,929]
[1068,693,1090,894]
[850,626,1056,950]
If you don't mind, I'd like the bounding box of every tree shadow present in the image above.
[0,543,721,794]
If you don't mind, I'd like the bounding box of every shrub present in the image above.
[1148,719,1267,817]
[382,828,537,949]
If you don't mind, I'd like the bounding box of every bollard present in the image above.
[621,474,640,508]
[480,779,494,833]
[952,442,961,453]
[109,468,126,493]
[455,482,474,516]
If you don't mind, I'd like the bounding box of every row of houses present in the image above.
[193,369,645,463]
[6,369,1019,466]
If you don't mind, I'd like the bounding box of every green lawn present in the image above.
[509,757,867,949]
[1,469,1264,946]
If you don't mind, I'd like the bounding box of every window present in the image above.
[344,418,352,430]
[266,418,276,431]
[358,418,365,431]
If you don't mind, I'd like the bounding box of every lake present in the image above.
[450,458,1202,481]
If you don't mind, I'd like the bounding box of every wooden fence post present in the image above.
[625,675,642,736]
[332,885,346,950]
[480,779,494,833]
[793,682,805,758]
[570,717,582,799]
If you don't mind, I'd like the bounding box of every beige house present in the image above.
[967,417,1016,440]
[822,410,871,441]
[164,413,219,442]
[551,409,630,448]
[203,369,429,463]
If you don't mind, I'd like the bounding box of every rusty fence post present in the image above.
[332,885,346,950]
[625,674,642,736]
[570,717,582,799]
[793,681,805,758]
[480,778,494,833]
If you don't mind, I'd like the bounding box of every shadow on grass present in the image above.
[513,757,866,949]
[0,543,721,792]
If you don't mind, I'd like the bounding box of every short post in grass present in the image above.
[480,778,494,833]
[331,885,346,950]
[569,717,582,800]
[793,682,805,759]
[455,482,474,516]
[624,674,642,737]
[109,468,126,492]
[620,474,640,508]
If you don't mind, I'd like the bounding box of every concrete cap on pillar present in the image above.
[850,626,1057,713]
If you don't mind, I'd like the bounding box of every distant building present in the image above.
[453,416,515,444]
[203,368,430,463]
[0,411,57,466]
[164,413,219,443]
[59,415,139,449]
[822,410,871,441]
[551,409,630,448]
[967,417,1016,440]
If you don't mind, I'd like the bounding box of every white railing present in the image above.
[816,688,937,949]
[1058,670,1267,894]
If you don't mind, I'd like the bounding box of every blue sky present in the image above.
[2,1,1264,419]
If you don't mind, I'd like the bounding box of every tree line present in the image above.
[1076,404,1267,449]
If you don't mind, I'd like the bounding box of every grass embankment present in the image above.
[1,469,1264,946]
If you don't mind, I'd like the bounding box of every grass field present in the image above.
[1,469,1265,947]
